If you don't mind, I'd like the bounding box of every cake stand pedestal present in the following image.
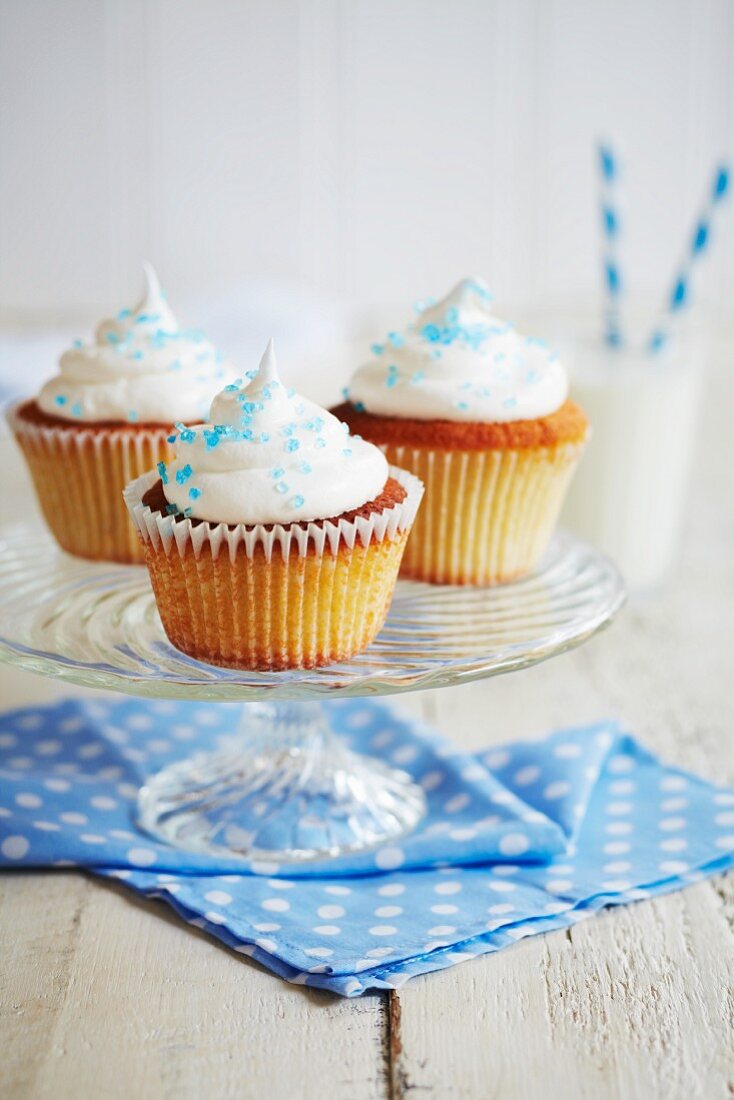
[0,524,624,863]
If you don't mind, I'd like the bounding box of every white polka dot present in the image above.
[0,733,17,748]
[431,903,458,915]
[35,740,62,756]
[499,832,529,856]
[491,790,515,805]
[17,714,43,730]
[117,783,138,800]
[651,828,685,854]
[90,796,118,811]
[449,828,477,842]
[660,775,687,792]
[266,878,295,890]
[715,836,734,850]
[608,754,634,773]
[554,743,582,758]
[109,829,135,840]
[1,836,29,859]
[377,883,405,897]
[370,731,393,749]
[304,947,333,958]
[544,781,571,800]
[8,757,32,769]
[255,938,277,952]
[461,763,488,782]
[324,885,351,896]
[420,770,444,792]
[366,947,394,958]
[488,880,516,893]
[33,821,60,832]
[602,880,631,892]
[659,861,689,875]
[346,708,373,729]
[659,817,686,831]
[544,901,568,914]
[713,792,734,805]
[605,821,633,835]
[715,812,734,827]
[58,716,82,733]
[262,897,290,912]
[488,903,515,915]
[434,881,462,895]
[0,809,10,818]
[249,861,280,876]
[606,801,633,816]
[603,861,631,874]
[484,749,510,769]
[514,766,541,786]
[127,847,157,866]
[317,905,345,919]
[369,925,397,936]
[428,925,456,936]
[375,906,402,918]
[374,847,404,870]
[444,793,470,814]
[79,834,106,845]
[60,812,88,826]
[546,880,573,894]
[77,743,103,760]
[392,745,418,765]
[609,780,636,795]
[603,841,631,855]
[15,793,42,809]
[423,940,450,953]
[494,864,519,876]
[312,925,341,936]
[205,890,233,906]
[254,922,280,932]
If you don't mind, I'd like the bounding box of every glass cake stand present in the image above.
[0,522,625,863]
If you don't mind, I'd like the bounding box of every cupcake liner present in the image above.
[123,466,423,670]
[380,441,586,585]
[7,402,174,564]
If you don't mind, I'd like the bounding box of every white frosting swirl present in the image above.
[162,340,389,525]
[37,263,233,423]
[347,278,568,422]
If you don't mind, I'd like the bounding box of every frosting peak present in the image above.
[347,278,568,423]
[37,264,233,424]
[161,341,389,525]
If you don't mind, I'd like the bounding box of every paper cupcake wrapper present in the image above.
[123,465,424,564]
[7,402,175,564]
[380,441,586,585]
[123,465,423,670]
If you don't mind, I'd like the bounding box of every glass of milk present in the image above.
[560,333,705,594]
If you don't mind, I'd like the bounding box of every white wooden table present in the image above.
[1,356,732,1099]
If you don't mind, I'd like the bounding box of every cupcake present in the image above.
[8,264,233,564]
[123,340,423,670]
[333,278,589,585]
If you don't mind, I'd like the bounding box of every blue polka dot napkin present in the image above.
[1,697,732,997]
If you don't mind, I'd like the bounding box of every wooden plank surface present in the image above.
[1,352,733,1098]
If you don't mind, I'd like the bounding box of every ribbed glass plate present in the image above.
[0,523,624,700]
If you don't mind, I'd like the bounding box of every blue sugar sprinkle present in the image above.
[342,448,352,457]
[179,428,196,444]
[215,350,224,363]
[430,349,442,360]
[285,438,300,453]
[116,308,132,321]
[71,402,83,418]
[275,482,289,495]
[410,371,425,385]
[422,324,441,342]
[188,487,201,500]
[341,386,349,399]
[456,401,470,411]
[54,395,68,406]
[156,461,168,484]
[290,495,305,508]
[175,464,193,485]
[130,350,143,361]
[387,331,405,348]
[315,437,326,449]
[203,429,220,450]
[299,461,312,474]
[245,369,257,381]
[354,401,366,413]
[260,432,270,443]
[272,467,285,478]
[73,339,83,349]
[165,503,179,515]
[370,343,384,356]
[305,417,325,433]
[445,307,459,323]
[127,410,138,422]
[167,434,177,444]
[504,396,518,409]
[105,332,120,345]
[183,507,193,518]
[460,381,472,390]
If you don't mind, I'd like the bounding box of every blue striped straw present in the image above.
[648,163,731,354]
[598,142,624,348]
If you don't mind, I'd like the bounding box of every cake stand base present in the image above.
[137,701,427,863]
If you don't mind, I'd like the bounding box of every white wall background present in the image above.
[0,0,733,327]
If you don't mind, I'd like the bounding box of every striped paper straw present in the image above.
[598,142,624,348]
[648,163,731,354]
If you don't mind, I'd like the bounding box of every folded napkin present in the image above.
[1,697,732,996]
